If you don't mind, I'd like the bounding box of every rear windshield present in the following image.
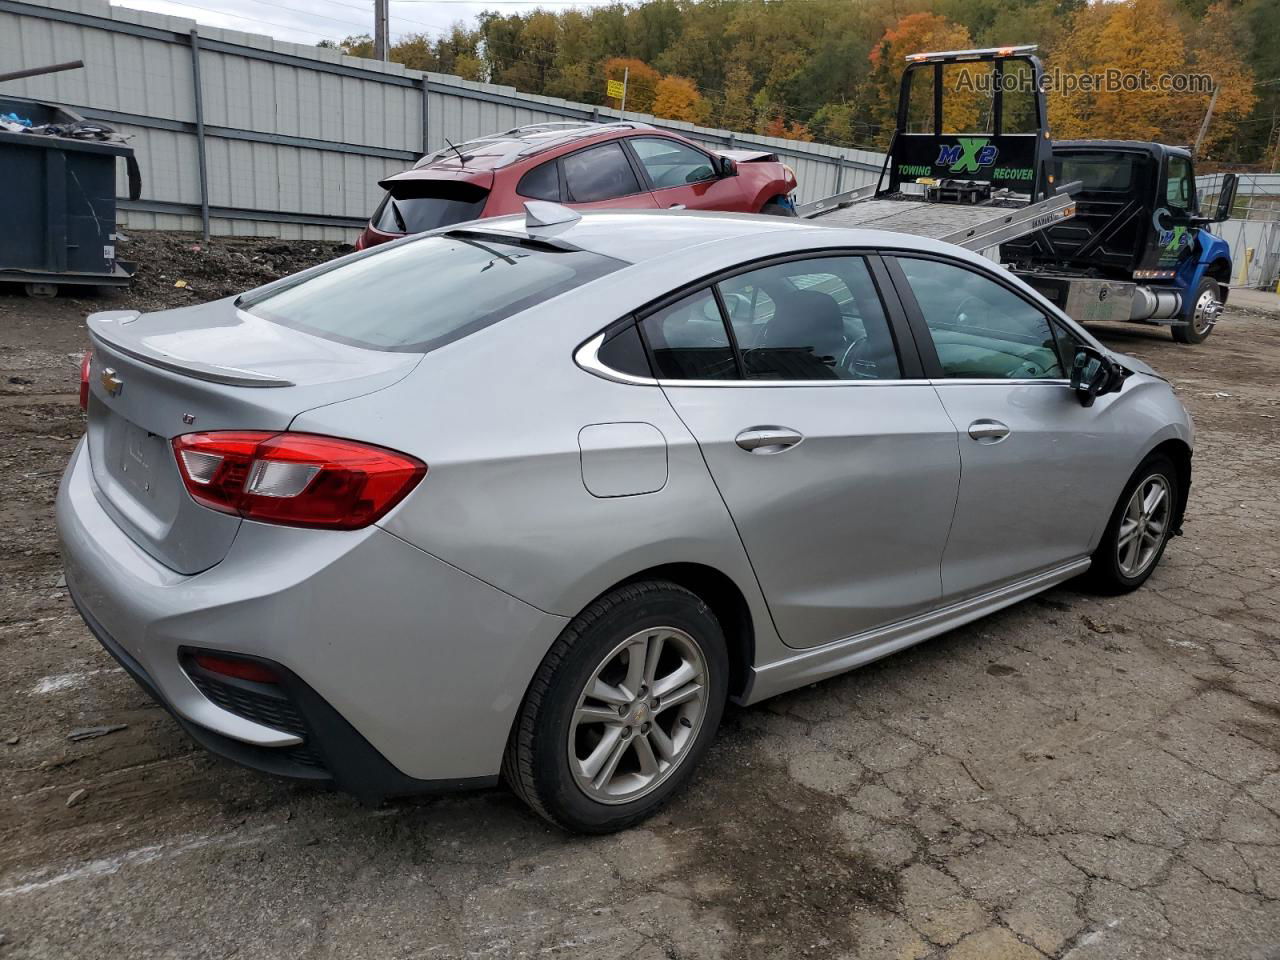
[372,181,488,234]
[243,235,623,353]
[1054,152,1137,192]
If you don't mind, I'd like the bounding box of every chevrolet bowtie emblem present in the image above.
[100,367,124,397]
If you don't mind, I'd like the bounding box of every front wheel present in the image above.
[760,198,796,217]
[1086,455,1179,594]
[503,581,728,833]
[1171,277,1220,344]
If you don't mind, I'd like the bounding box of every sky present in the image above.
[113,0,620,47]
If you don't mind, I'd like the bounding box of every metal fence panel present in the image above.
[1,0,886,240]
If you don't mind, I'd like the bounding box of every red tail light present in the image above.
[79,350,92,411]
[172,431,426,530]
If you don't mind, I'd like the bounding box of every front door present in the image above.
[887,254,1123,601]
[642,254,961,649]
[625,136,750,212]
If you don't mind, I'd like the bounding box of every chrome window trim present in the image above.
[574,332,933,388]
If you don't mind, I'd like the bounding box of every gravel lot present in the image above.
[1,248,1278,959]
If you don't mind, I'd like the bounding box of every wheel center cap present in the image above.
[630,703,649,724]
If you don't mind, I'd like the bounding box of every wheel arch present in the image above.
[611,563,755,702]
[1144,437,1192,534]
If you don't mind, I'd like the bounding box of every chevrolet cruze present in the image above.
[59,206,1193,833]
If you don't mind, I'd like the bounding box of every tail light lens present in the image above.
[79,350,92,411]
[172,431,426,530]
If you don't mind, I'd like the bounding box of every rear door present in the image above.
[559,141,660,212]
[624,136,749,212]
[886,254,1121,601]
[647,254,961,649]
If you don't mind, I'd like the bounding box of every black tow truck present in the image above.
[1002,141,1238,343]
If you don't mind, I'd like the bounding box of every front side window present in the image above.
[562,142,643,203]
[630,137,716,189]
[1166,156,1193,213]
[717,257,901,381]
[896,257,1064,380]
[639,289,736,380]
[243,235,622,353]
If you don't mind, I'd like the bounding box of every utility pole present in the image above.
[373,0,389,61]
[620,66,628,119]
[1192,85,1219,159]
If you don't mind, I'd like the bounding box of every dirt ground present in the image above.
[1,238,1278,959]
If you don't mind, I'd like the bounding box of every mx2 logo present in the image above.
[936,138,999,174]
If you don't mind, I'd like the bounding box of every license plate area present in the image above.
[106,417,166,504]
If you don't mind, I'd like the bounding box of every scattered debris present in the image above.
[8,375,33,385]
[1082,615,1111,634]
[65,788,88,808]
[173,279,188,288]
[67,724,127,742]
[4,735,18,745]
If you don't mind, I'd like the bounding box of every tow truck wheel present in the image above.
[1172,278,1220,345]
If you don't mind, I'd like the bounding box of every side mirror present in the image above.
[717,156,738,178]
[1070,346,1121,407]
[1212,172,1238,223]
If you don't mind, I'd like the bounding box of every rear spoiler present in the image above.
[86,309,294,388]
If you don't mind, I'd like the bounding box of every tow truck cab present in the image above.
[1002,141,1238,344]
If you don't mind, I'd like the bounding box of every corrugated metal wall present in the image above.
[0,0,885,240]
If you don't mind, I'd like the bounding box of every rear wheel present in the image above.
[1171,277,1219,344]
[1087,455,1179,593]
[760,198,796,217]
[503,581,728,833]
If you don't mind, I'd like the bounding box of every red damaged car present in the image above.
[355,121,799,249]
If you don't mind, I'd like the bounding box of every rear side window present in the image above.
[517,161,561,201]
[639,290,736,380]
[243,235,622,353]
[372,181,488,234]
[717,257,901,381]
[1054,152,1136,192]
[563,142,643,202]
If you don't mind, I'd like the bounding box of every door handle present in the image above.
[735,427,804,454]
[967,419,1010,443]
[668,203,687,209]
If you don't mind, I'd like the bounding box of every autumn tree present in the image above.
[604,57,660,113]
[868,13,975,145]
[1046,0,1254,150]
[652,75,709,124]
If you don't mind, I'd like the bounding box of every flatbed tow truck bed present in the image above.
[798,184,1078,253]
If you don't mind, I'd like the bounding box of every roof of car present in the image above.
[409,122,656,173]
[456,207,970,267]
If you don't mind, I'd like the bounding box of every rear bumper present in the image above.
[57,438,570,793]
[72,589,492,802]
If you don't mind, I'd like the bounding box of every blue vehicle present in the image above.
[1003,141,1239,344]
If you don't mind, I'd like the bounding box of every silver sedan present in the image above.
[58,205,1193,833]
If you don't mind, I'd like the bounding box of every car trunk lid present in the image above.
[84,302,420,574]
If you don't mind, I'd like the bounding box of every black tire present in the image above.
[760,198,797,217]
[1086,454,1179,594]
[1171,277,1218,344]
[503,580,729,834]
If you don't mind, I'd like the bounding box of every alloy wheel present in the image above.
[1117,474,1171,578]
[568,626,708,805]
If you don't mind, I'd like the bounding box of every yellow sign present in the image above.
[606,79,625,99]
